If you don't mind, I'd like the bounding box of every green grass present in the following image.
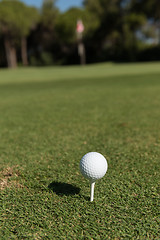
[0,62,160,239]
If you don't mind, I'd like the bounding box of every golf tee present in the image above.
[90,182,95,202]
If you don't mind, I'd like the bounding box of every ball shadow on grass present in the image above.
[48,181,80,196]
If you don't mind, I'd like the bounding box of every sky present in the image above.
[21,0,83,12]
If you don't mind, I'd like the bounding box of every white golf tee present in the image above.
[90,182,95,202]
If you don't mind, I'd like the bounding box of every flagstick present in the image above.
[90,182,95,202]
[76,19,86,65]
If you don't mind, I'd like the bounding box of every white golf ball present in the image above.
[80,152,108,182]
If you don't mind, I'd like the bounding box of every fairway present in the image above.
[0,62,160,239]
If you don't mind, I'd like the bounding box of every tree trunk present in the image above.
[4,36,17,68]
[21,37,28,66]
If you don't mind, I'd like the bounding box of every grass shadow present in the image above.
[48,181,80,196]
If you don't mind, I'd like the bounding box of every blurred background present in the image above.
[0,0,160,68]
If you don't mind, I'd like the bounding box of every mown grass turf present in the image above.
[0,62,160,239]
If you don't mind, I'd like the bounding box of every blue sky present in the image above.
[21,0,83,12]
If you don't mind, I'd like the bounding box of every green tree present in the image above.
[83,0,124,61]
[83,0,146,62]
[20,5,39,66]
[28,0,59,65]
[0,0,39,68]
[131,0,160,44]
[40,0,58,49]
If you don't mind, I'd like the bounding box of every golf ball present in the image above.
[80,152,108,182]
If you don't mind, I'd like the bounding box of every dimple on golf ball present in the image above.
[80,152,108,182]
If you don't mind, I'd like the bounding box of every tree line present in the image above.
[0,0,159,68]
